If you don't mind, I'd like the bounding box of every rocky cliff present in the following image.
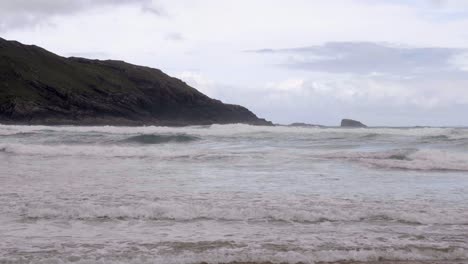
[0,38,271,126]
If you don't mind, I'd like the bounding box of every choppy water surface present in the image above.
[1,124,468,264]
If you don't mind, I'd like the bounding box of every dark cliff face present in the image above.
[0,38,271,126]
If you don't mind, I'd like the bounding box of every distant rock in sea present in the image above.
[0,38,272,126]
[288,122,323,128]
[341,119,367,128]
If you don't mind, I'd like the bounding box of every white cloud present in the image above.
[2,0,468,125]
[266,79,305,92]
[450,52,468,71]
[252,42,464,75]
[165,32,184,41]
[0,0,153,31]
[176,71,218,97]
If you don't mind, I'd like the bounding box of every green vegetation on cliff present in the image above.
[0,38,271,126]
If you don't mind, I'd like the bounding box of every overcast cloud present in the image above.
[252,42,465,75]
[0,0,154,31]
[2,0,468,126]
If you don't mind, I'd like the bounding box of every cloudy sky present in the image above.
[2,0,468,126]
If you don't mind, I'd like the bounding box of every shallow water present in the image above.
[1,124,468,264]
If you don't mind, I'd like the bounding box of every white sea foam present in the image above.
[13,199,468,225]
[0,143,198,158]
[1,123,467,139]
[1,245,467,264]
[2,124,468,263]
[3,142,466,171]
[322,149,468,171]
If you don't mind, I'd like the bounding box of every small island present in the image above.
[340,118,367,128]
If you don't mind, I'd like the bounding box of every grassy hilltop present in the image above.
[0,38,271,126]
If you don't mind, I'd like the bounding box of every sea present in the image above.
[1,124,468,264]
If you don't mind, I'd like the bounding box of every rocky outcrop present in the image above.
[0,38,272,126]
[288,122,323,128]
[341,119,367,128]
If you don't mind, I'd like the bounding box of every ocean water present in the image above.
[1,124,468,264]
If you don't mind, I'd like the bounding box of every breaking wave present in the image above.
[1,124,468,138]
[1,246,467,264]
[0,143,161,157]
[2,124,468,264]
[15,200,468,225]
[122,134,200,144]
[321,149,468,171]
[422,135,451,141]
[0,143,254,161]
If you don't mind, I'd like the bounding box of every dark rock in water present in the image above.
[288,122,323,128]
[0,38,272,126]
[341,119,367,128]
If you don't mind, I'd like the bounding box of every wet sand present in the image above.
[207,261,468,264]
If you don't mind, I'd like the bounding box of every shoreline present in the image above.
[0,121,467,129]
[1,260,465,264]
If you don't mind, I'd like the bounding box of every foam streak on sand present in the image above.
[1,124,468,264]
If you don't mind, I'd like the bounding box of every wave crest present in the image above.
[321,149,468,171]
[14,200,468,225]
[1,246,468,264]
[123,134,200,144]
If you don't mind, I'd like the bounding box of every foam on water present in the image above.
[2,246,468,264]
[123,134,200,144]
[2,142,468,171]
[321,149,468,171]
[1,124,468,263]
[1,123,467,138]
[12,198,468,225]
[0,143,258,161]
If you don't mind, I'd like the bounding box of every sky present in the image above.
[1,0,468,126]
